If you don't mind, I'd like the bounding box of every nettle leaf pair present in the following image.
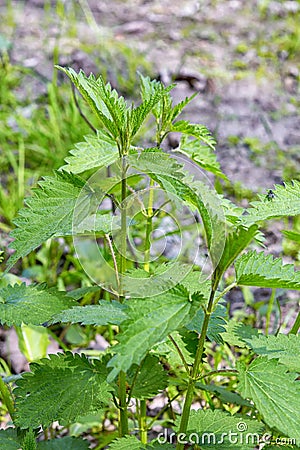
[0,67,300,450]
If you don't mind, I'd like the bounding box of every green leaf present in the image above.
[129,355,168,399]
[106,286,202,381]
[58,68,167,149]
[155,330,196,368]
[129,82,170,139]
[213,225,258,285]
[139,73,174,121]
[171,120,216,150]
[6,171,89,271]
[148,443,175,449]
[51,300,128,326]
[221,321,260,348]
[123,262,196,298]
[0,428,22,450]
[282,229,300,242]
[243,180,300,224]
[128,149,186,180]
[109,435,144,449]
[181,409,264,449]
[237,357,300,445]
[175,136,227,180]
[61,130,119,174]
[16,324,50,362]
[235,250,300,289]
[263,445,300,450]
[37,437,90,450]
[57,66,126,139]
[242,333,300,372]
[168,94,198,123]
[0,283,77,326]
[185,303,227,343]
[196,383,252,407]
[129,150,226,253]
[15,352,112,428]
[22,429,37,450]
[66,286,100,300]
[178,270,211,298]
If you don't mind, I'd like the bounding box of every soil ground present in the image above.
[2,0,300,189]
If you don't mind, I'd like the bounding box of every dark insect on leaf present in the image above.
[266,189,275,201]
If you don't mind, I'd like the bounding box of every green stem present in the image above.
[117,155,129,437]
[198,369,238,380]
[135,179,156,443]
[176,288,216,450]
[289,310,300,335]
[147,392,181,429]
[120,156,128,290]
[168,334,190,374]
[118,370,129,437]
[213,282,237,309]
[0,376,15,419]
[47,328,69,352]
[105,233,120,293]
[265,288,276,336]
[140,399,147,444]
[144,179,154,272]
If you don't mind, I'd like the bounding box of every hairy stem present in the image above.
[104,233,120,293]
[265,288,276,335]
[198,369,238,380]
[119,156,128,290]
[144,179,154,272]
[118,155,129,437]
[118,370,129,437]
[140,399,148,444]
[289,310,300,335]
[168,334,190,374]
[176,288,216,450]
[0,376,15,420]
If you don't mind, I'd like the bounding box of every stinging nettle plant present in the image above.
[0,66,300,449]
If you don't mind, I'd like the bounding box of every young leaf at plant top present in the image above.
[106,286,203,381]
[177,409,264,449]
[14,353,112,429]
[57,67,169,154]
[242,180,300,225]
[55,66,128,142]
[237,357,300,446]
[235,250,300,290]
[0,283,77,326]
